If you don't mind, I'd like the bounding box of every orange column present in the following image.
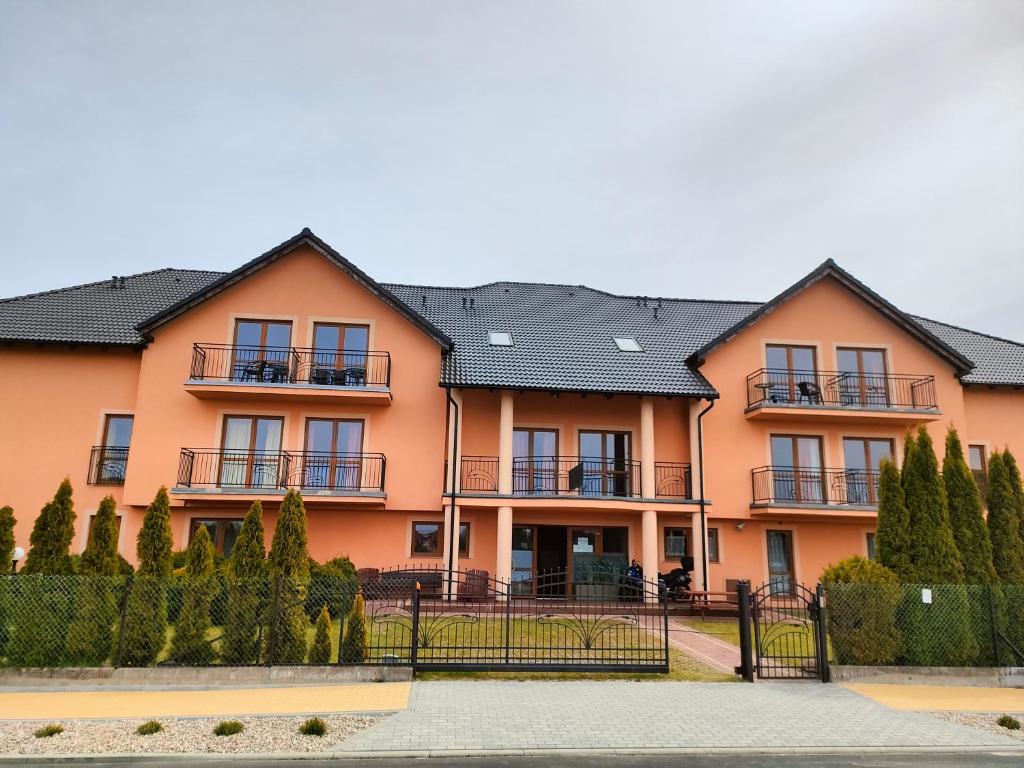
[640,399,658,600]
[496,391,514,589]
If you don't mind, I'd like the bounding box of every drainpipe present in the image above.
[696,398,716,593]
[445,386,460,600]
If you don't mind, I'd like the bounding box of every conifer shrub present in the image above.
[821,557,902,665]
[309,604,333,664]
[903,427,964,583]
[23,479,76,575]
[987,453,1024,583]
[0,505,16,653]
[944,429,998,585]
[136,720,163,735]
[213,720,244,736]
[266,491,310,664]
[876,458,913,580]
[222,501,267,665]
[299,717,328,736]
[34,724,63,738]
[341,592,368,664]
[66,496,122,665]
[168,525,216,665]
[306,555,359,621]
[118,488,173,666]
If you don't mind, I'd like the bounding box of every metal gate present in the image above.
[736,580,829,682]
[360,566,669,672]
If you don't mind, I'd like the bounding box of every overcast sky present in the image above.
[1,1,1021,339]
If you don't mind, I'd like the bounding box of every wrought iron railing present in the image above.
[188,344,391,388]
[654,462,692,499]
[745,368,937,410]
[87,446,129,485]
[751,466,882,506]
[459,456,499,493]
[176,449,385,493]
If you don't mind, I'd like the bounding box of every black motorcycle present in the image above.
[658,556,694,602]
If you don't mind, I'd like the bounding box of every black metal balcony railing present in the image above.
[176,449,385,493]
[88,446,129,485]
[455,456,693,499]
[751,466,882,506]
[189,344,391,388]
[746,369,937,410]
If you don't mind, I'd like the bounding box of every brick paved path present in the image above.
[338,681,1019,754]
[668,619,741,674]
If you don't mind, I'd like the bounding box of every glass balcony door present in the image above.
[578,431,632,497]
[219,416,283,488]
[765,345,818,404]
[836,347,889,407]
[513,428,557,493]
[98,414,133,483]
[842,437,892,504]
[303,418,364,490]
[232,320,292,382]
[311,323,370,386]
[767,530,795,595]
[770,435,824,503]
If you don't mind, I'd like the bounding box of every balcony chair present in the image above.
[796,380,823,405]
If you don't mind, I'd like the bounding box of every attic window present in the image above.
[614,336,643,352]
[488,332,514,347]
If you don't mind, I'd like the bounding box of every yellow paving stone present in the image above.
[844,683,1024,712]
[0,682,410,720]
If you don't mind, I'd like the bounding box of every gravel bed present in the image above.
[0,714,388,754]
[927,711,1024,742]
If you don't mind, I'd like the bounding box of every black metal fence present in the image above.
[189,344,391,388]
[87,446,128,486]
[745,368,937,410]
[752,466,882,506]
[176,449,386,493]
[0,568,668,672]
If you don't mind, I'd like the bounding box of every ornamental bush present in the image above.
[221,501,267,665]
[265,491,310,664]
[306,555,358,622]
[168,525,216,665]
[821,557,901,665]
[341,592,368,664]
[118,488,173,666]
[23,479,76,575]
[309,604,333,664]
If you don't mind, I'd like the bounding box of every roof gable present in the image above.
[136,229,452,349]
[685,259,974,375]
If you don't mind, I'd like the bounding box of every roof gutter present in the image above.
[696,397,715,594]
[444,386,460,600]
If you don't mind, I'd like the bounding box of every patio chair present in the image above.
[460,569,490,602]
[796,380,822,405]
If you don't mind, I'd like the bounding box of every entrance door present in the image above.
[569,528,599,592]
[537,525,568,597]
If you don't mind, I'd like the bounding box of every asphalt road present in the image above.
[24,754,1024,768]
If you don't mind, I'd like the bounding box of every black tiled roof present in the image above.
[1,259,1021,393]
[384,282,759,396]
[0,269,225,346]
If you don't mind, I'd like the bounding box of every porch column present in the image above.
[496,505,513,589]
[442,504,462,599]
[642,508,658,602]
[688,399,707,593]
[639,398,655,498]
[498,390,514,495]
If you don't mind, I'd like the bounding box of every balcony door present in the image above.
[219,416,283,488]
[842,437,892,504]
[764,345,818,404]
[579,431,632,497]
[303,418,364,490]
[311,323,370,385]
[836,347,889,407]
[770,435,824,503]
[513,428,557,493]
[98,415,133,483]
[232,320,292,382]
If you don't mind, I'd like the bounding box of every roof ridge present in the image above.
[913,314,1024,350]
[0,267,220,305]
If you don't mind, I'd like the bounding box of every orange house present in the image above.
[1,229,1022,595]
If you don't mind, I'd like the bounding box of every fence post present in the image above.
[815,583,831,683]
[266,574,283,667]
[736,580,754,682]
[988,584,1001,666]
[112,574,134,668]
[409,582,421,668]
[504,578,512,665]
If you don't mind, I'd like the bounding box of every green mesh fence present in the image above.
[825,582,1024,667]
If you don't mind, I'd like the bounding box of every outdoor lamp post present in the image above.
[11,546,24,574]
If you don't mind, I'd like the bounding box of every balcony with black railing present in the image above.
[88,446,129,485]
[455,456,693,500]
[175,449,385,496]
[751,465,882,508]
[745,369,939,421]
[185,344,392,402]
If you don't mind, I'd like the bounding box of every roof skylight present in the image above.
[614,336,643,352]
[488,331,514,347]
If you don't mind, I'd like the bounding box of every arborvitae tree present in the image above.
[309,604,333,664]
[987,453,1024,583]
[266,491,310,664]
[221,501,267,665]
[903,427,964,583]
[340,592,368,664]
[1003,450,1024,554]
[66,496,122,664]
[169,525,216,664]
[875,458,913,579]
[943,429,998,584]
[119,487,174,666]
[23,479,76,575]
[0,506,15,653]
